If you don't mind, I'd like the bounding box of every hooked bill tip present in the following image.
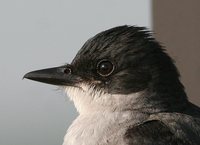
[23,72,33,80]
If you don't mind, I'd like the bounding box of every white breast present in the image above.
[62,111,147,145]
[62,83,147,145]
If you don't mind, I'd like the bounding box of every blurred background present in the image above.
[0,0,199,145]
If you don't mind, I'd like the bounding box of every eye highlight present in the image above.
[97,59,115,76]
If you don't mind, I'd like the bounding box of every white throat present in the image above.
[64,83,144,114]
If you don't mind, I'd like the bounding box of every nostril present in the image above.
[64,67,72,74]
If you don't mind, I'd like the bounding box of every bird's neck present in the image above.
[65,79,189,115]
[145,79,189,114]
[65,85,150,114]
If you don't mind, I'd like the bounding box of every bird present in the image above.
[24,25,200,145]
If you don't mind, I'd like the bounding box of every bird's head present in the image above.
[24,26,187,114]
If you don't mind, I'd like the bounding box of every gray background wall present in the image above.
[153,0,200,105]
[0,1,151,145]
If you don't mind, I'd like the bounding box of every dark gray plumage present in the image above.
[24,25,200,145]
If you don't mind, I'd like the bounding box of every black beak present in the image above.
[23,65,81,86]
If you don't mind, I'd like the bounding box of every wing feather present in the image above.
[124,113,200,145]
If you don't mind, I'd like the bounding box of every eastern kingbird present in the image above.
[24,26,200,145]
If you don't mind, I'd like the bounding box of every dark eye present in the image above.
[97,59,114,76]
